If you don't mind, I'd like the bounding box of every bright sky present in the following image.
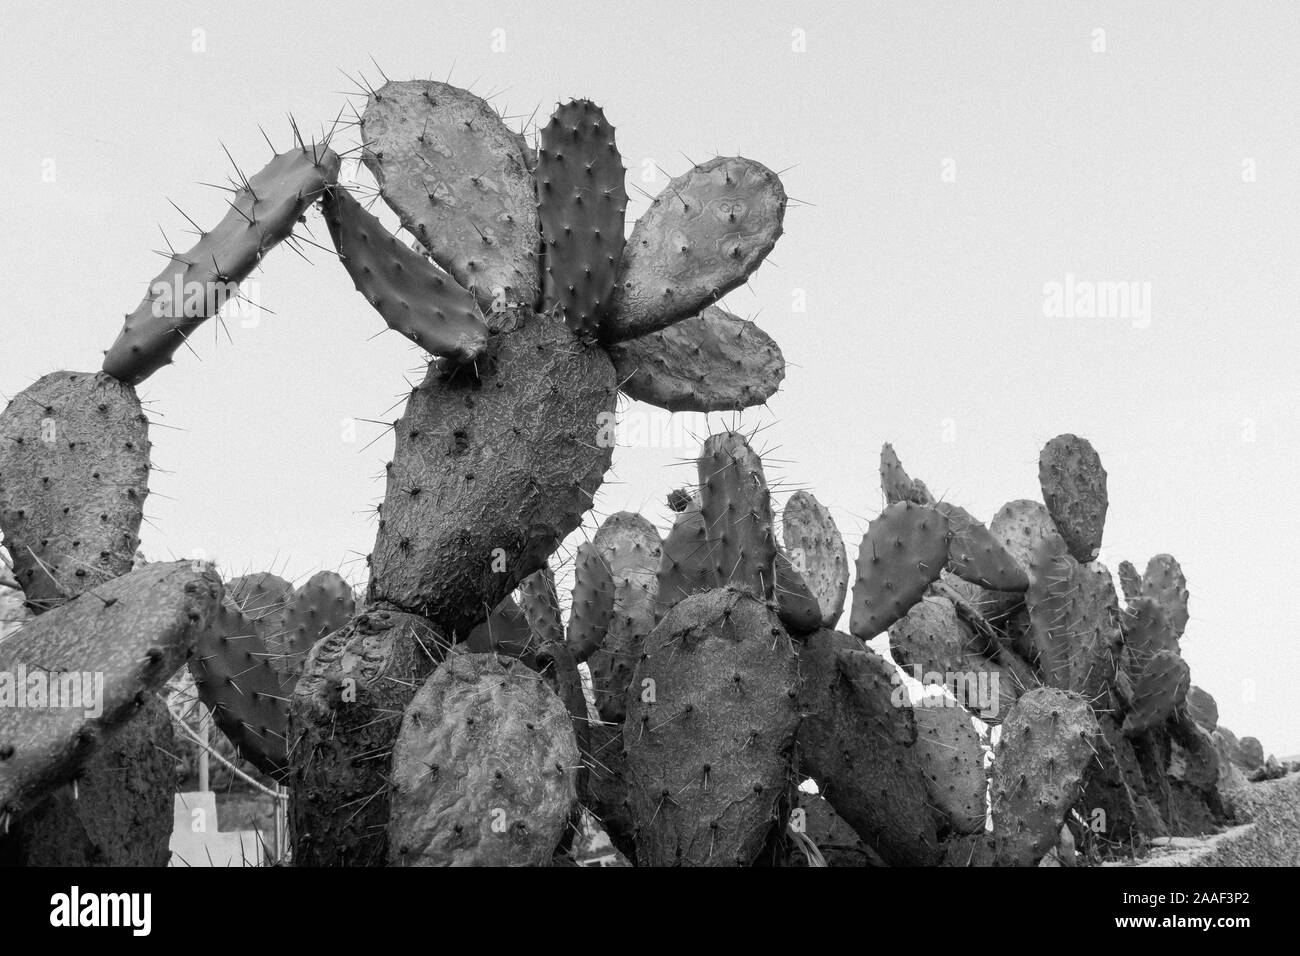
[2,1,1296,754]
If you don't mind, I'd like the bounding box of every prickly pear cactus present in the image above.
[289,609,448,866]
[698,431,779,600]
[912,698,988,835]
[0,372,150,611]
[1117,559,1143,604]
[624,589,800,866]
[537,99,628,335]
[360,79,539,306]
[566,542,614,662]
[935,502,1029,592]
[0,562,219,817]
[517,566,564,645]
[103,145,340,383]
[1184,685,1218,732]
[1038,434,1108,563]
[607,306,785,412]
[990,686,1098,866]
[387,650,580,866]
[796,629,941,865]
[879,443,934,506]
[588,512,661,724]
[850,501,950,639]
[1122,648,1190,737]
[781,490,848,627]
[271,571,356,679]
[989,499,1065,574]
[603,157,786,342]
[1139,554,1190,639]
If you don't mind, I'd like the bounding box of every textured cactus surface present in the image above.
[516,567,564,646]
[289,609,447,866]
[625,590,800,866]
[103,145,340,383]
[367,309,615,634]
[1185,684,1218,732]
[989,499,1065,575]
[566,542,614,662]
[0,562,218,816]
[912,700,988,835]
[654,497,714,616]
[850,501,950,639]
[387,650,579,866]
[1139,554,1190,639]
[1122,648,1190,737]
[273,571,356,679]
[604,157,786,342]
[589,512,661,723]
[796,629,940,865]
[879,443,934,506]
[781,490,849,627]
[360,80,539,306]
[537,99,627,335]
[1038,434,1108,563]
[607,306,785,412]
[936,502,1029,592]
[1117,559,1143,604]
[698,432,779,600]
[0,372,149,612]
[323,183,489,362]
[990,687,1098,866]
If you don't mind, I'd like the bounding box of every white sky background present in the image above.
[1,1,1297,754]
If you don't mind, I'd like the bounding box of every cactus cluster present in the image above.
[0,70,1286,870]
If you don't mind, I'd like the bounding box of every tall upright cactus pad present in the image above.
[103,145,340,384]
[0,372,149,612]
[1185,685,1218,732]
[516,567,564,646]
[1117,560,1143,604]
[698,432,778,600]
[624,590,800,866]
[271,570,356,679]
[589,512,661,724]
[879,443,935,506]
[387,651,580,866]
[289,609,447,866]
[796,629,941,865]
[990,687,1099,866]
[367,309,616,635]
[603,157,786,342]
[1038,434,1108,563]
[566,542,614,662]
[189,599,293,778]
[989,499,1065,575]
[1119,596,1180,679]
[537,99,628,335]
[781,490,849,627]
[361,80,539,306]
[323,184,489,362]
[1140,554,1190,639]
[849,501,950,639]
[936,502,1029,592]
[607,306,785,412]
[913,700,988,835]
[654,497,715,617]
[225,572,292,631]
[0,562,219,817]
[1122,649,1190,738]
[1024,535,1122,701]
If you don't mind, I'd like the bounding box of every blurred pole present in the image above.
[198,704,210,792]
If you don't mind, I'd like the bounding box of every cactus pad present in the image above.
[589,512,661,723]
[936,501,1029,592]
[849,501,950,639]
[698,431,779,600]
[1122,648,1190,737]
[912,698,988,835]
[879,443,935,506]
[566,542,615,663]
[781,490,849,627]
[1038,434,1108,563]
[1140,554,1190,639]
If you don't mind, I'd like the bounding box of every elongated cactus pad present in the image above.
[1185,685,1218,732]
[289,609,447,866]
[796,629,941,865]
[781,490,849,627]
[388,651,580,866]
[1038,434,1108,563]
[367,308,616,634]
[1024,535,1122,700]
[990,686,1098,866]
[189,599,293,778]
[607,306,785,412]
[1140,554,1190,639]
[323,184,489,362]
[1122,648,1189,737]
[0,562,219,816]
[0,372,149,612]
[879,443,935,506]
[603,157,786,342]
[589,512,661,723]
[361,80,539,306]
[774,552,822,635]
[849,501,950,639]
[567,542,614,662]
[1120,595,1180,679]
[103,145,340,384]
[698,431,778,600]
[989,499,1065,575]
[936,501,1029,592]
[537,100,627,334]
[1117,559,1143,604]
[624,589,800,866]
[517,567,564,646]
[913,699,988,835]
[654,498,715,618]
